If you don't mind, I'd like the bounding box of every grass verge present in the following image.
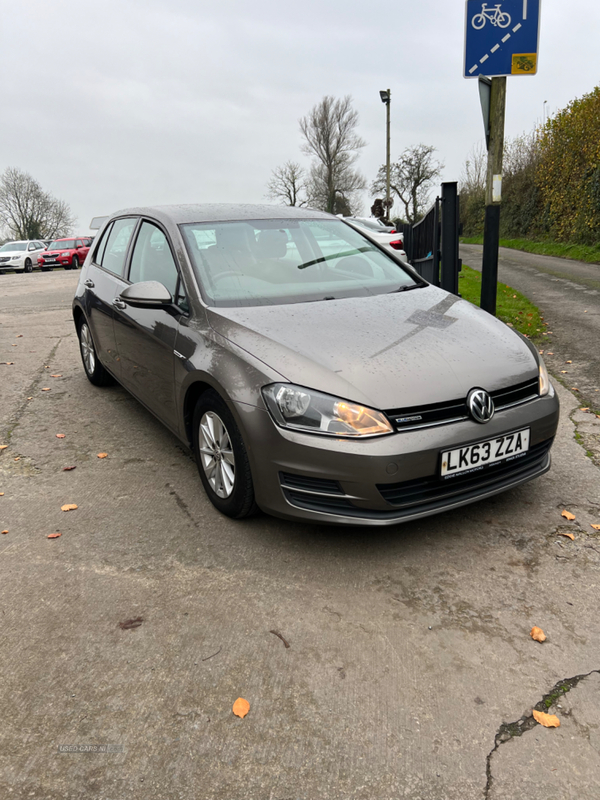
[458,264,549,345]
[460,236,600,264]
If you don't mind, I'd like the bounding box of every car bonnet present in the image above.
[206,285,538,410]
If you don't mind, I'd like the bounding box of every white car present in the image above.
[0,240,47,273]
[341,219,407,261]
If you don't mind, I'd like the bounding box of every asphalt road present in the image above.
[2,270,600,800]
[460,244,600,410]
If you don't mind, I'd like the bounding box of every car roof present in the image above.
[105,203,334,226]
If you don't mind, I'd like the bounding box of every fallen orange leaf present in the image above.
[561,510,576,521]
[0,445,8,450]
[47,533,62,539]
[1,529,8,535]
[61,504,78,512]
[232,697,250,718]
[559,532,575,541]
[63,466,76,471]
[591,524,600,531]
[530,626,546,642]
[16,334,23,338]
[50,374,62,378]
[580,407,590,412]
[56,434,66,439]
[41,388,51,392]
[566,360,572,364]
[532,709,560,728]
[2,362,14,365]
[0,492,4,496]
[547,352,554,355]
[97,453,108,459]
[572,387,579,391]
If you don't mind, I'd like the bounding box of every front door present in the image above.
[112,220,187,433]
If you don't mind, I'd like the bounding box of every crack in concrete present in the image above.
[484,668,600,799]
[0,338,63,444]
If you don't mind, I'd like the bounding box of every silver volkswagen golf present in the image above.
[73,204,559,525]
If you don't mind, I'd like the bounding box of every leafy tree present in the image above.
[266,161,307,206]
[299,95,366,214]
[537,86,600,243]
[0,167,76,240]
[372,144,443,223]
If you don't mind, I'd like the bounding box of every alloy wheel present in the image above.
[80,323,96,375]
[198,411,236,498]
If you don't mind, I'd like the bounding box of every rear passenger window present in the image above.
[97,218,137,276]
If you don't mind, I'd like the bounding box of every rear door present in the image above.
[85,217,138,379]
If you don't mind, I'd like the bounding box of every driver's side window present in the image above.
[128,221,179,299]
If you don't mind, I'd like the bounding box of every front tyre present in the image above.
[71,256,79,269]
[24,259,33,273]
[193,390,257,519]
[77,319,114,386]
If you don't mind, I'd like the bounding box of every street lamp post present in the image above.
[379,89,391,220]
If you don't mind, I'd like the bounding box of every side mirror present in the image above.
[119,281,172,308]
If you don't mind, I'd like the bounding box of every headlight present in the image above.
[11,256,21,260]
[262,383,393,437]
[539,356,550,396]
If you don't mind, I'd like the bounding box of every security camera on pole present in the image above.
[464,0,541,315]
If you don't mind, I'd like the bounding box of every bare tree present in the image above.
[459,141,487,194]
[266,161,307,206]
[299,95,367,214]
[372,144,444,223]
[0,167,76,240]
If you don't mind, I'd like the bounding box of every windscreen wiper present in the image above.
[297,246,372,270]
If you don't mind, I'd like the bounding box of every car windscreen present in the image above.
[0,242,26,251]
[180,218,419,308]
[49,240,76,250]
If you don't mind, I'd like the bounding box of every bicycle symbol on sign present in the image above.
[471,3,512,29]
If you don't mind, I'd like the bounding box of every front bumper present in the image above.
[237,391,560,526]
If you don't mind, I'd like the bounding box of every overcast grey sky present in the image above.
[1,0,599,232]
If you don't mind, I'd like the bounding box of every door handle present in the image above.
[112,298,127,310]
[84,279,94,288]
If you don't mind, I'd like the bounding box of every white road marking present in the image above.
[523,0,528,20]
[480,53,489,63]
[502,33,511,42]
[491,44,500,52]
[469,64,479,74]
[513,23,522,32]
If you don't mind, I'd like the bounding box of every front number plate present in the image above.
[441,428,530,478]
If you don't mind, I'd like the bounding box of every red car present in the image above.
[38,237,91,271]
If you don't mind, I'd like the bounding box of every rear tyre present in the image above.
[77,319,114,387]
[24,259,33,273]
[193,389,257,519]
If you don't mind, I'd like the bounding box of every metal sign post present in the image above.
[464,0,541,314]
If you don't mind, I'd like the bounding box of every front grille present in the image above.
[386,377,540,432]
[0,257,11,263]
[377,438,553,509]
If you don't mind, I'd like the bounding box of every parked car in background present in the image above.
[0,240,47,273]
[73,203,558,527]
[341,218,407,260]
[343,216,397,234]
[38,237,90,270]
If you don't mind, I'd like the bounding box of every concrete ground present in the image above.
[1,270,600,800]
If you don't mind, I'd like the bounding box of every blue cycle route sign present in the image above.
[464,0,541,78]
